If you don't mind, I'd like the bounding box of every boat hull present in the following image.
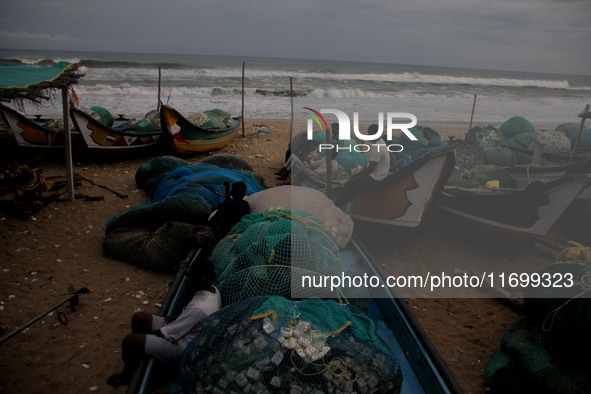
[347,147,456,227]
[504,157,591,201]
[70,108,163,153]
[126,242,461,394]
[0,103,78,148]
[436,175,591,236]
[160,105,241,154]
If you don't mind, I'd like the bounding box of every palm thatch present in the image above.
[0,62,84,108]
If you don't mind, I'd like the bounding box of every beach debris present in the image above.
[0,287,90,344]
[75,172,128,199]
[82,363,90,369]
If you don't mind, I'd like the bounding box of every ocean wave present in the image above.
[0,57,188,69]
[0,57,80,66]
[200,68,574,90]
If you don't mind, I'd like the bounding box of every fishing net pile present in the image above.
[77,106,161,131]
[498,116,537,151]
[210,209,343,305]
[535,130,571,154]
[106,161,262,234]
[446,164,518,189]
[306,131,368,176]
[103,221,195,273]
[187,109,233,129]
[150,163,262,205]
[392,125,445,166]
[244,185,354,249]
[181,296,403,393]
[135,156,189,198]
[485,257,591,393]
[104,157,263,270]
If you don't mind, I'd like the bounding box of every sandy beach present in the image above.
[0,118,586,394]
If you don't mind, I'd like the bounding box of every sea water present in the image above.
[1,48,590,128]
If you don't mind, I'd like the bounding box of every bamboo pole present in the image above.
[242,62,245,137]
[290,77,294,141]
[325,125,333,197]
[157,67,162,112]
[469,94,477,131]
[63,87,74,202]
[569,103,590,163]
[0,288,90,344]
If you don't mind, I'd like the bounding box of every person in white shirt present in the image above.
[334,124,390,207]
[107,258,221,387]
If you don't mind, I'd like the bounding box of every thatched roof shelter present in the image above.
[0,61,84,105]
[0,61,85,201]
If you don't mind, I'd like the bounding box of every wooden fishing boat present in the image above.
[504,157,591,200]
[70,107,164,153]
[506,145,591,165]
[435,174,591,237]
[0,103,81,148]
[295,146,456,228]
[126,242,461,394]
[160,105,242,154]
[345,147,456,227]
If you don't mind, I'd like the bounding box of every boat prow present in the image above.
[0,103,77,149]
[345,146,456,227]
[160,105,242,154]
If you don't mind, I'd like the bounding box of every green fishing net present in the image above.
[210,209,343,305]
[181,296,403,393]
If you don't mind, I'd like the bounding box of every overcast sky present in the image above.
[0,0,589,75]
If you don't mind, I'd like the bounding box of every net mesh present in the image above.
[134,156,188,199]
[151,163,263,206]
[103,221,195,273]
[485,261,591,393]
[181,296,403,393]
[210,209,343,305]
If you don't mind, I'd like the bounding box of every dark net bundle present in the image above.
[103,221,195,273]
[210,209,343,305]
[103,227,152,263]
[485,261,591,393]
[135,221,195,273]
[181,296,403,394]
[105,193,212,234]
[134,156,189,199]
[150,163,263,207]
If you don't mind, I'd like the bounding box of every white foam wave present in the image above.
[191,68,572,89]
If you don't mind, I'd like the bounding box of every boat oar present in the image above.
[0,287,90,345]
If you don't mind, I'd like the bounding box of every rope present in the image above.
[555,241,591,263]
[542,243,591,331]
[542,267,591,331]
